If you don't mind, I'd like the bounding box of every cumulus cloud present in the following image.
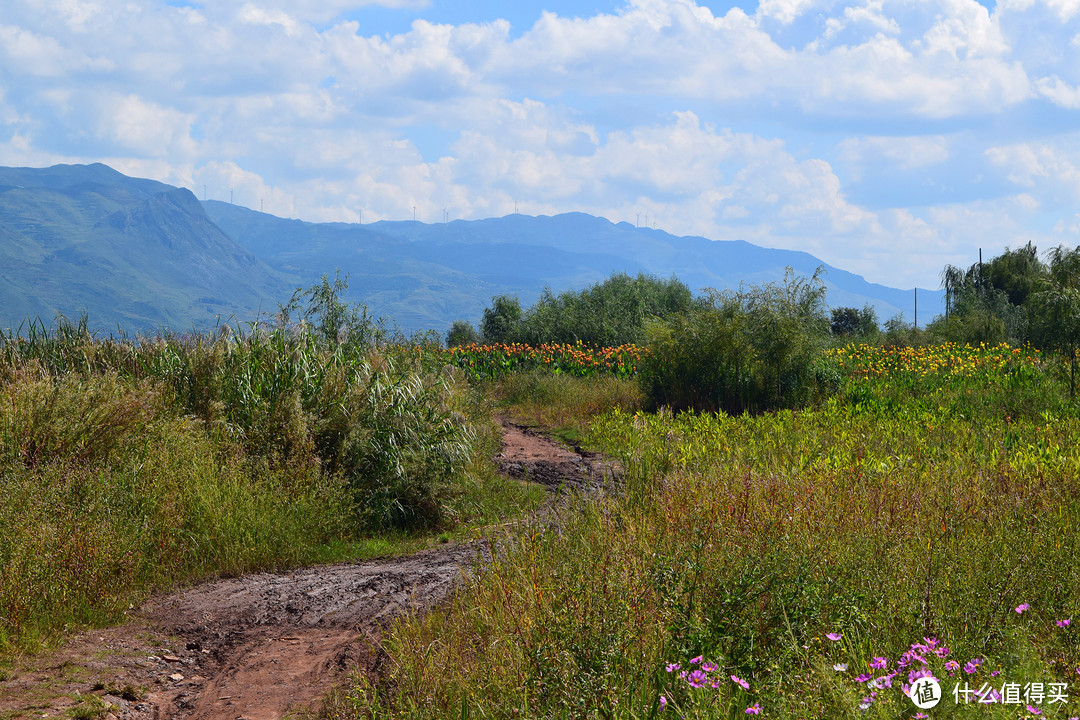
[1035,76,1080,108]
[985,140,1080,204]
[96,94,198,158]
[2,0,1080,290]
[757,0,820,24]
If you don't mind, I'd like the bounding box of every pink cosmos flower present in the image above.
[1016,603,1030,614]
[869,656,888,669]
[745,703,762,715]
[1058,619,1072,628]
[687,670,708,688]
[732,674,750,690]
[826,632,842,641]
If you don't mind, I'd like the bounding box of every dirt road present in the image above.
[0,421,618,720]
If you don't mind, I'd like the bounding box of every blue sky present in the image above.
[2,0,1080,290]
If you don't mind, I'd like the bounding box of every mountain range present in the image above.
[0,163,942,335]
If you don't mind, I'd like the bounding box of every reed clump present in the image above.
[0,309,490,654]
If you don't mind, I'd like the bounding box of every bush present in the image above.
[445,319,478,347]
[517,272,693,346]
[639,269,831,414]
[313,359,476,530]
[480,295,522,343]
[830,304,878,339]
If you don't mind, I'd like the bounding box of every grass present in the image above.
[488,369,644,444]
[331,342,1080,720]
[0,320,542,658]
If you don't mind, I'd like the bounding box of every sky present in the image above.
[2,0,1080,290]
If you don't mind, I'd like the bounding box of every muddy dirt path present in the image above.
[0,421,619,720]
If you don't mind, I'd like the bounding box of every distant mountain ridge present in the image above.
[0,163,288,332]
[204,203,940,332]
[0,163,941,334]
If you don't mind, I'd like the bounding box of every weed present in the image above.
[0,313,520,656]
[67,695,111,720]
[346,342,1080,719]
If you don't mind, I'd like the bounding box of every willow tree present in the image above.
[1030,246,1080,397]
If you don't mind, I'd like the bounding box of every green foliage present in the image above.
[352,345,1080,720]
[931,242,1080,396]
[473,273,694,347]
[515,272,694,347]
[639,269,831,414]
[445,319,479,347]
[480,295,522,343]
[830,304,878,339]
[0,274,547,655]
[934,243,1046,345]
[1029,245,1080,396]
[0,372,350,653]
[982,240,1045,307]
[312,360,476,529]
[277,270,390,347]
[490,369,644,435]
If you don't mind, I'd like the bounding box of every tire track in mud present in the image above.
[0,421,619,720]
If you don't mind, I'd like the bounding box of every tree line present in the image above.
[450,243,1080,411]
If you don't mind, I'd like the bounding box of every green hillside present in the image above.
[0,163,942,335]
[0,164,290,333]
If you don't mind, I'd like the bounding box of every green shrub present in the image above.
[314,359,476,530]
[445,319,479,347]
[639,269,831,414]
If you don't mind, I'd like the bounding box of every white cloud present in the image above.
[237,4,304,36]
[1035,75,1080,108]
[757,0,820,24]
[2,0,1080,292]
[0,23,114,76]
[985,140,1080,205]
[96,94,198,159]
[1032,0,1080,22]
